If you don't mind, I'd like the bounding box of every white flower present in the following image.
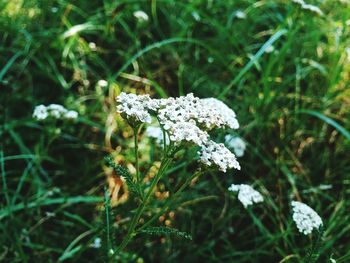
[91,237,101,248]
[235,10,246,19]
[200,98,239,130]
[47,104,67,118]
[97,79,108,87]
[157,94,239,132]
[291,201,323,235]
[33,105,48,120]
[88,42,97,51]
[292,0,323,15]
[64,110,78,119]
[33,104,78,120]
[265,45,275,53]
[133,10,149,22]
[224,135,246,157]
[116,92,156,124]
[198,140,240,172]
[228,184,263,208]
[145,125,169,145]
[165,120,209,146]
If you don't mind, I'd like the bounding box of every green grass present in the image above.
[1,0,350,262]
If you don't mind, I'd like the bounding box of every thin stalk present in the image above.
[133,126,140,184]
[115,157,172,254]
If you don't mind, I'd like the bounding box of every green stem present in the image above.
[137,170,202,232]
[115,157,172,254]
[133,127,140,184]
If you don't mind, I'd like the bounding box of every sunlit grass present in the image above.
[1,0,350,262]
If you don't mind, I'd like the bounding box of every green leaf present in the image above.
[299,109,350,141]
[104,156,140,197]
[139,227,192,240]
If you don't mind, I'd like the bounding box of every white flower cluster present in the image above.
[116,92,241,172]
[292,0,323,15]
[291,201,323,235]
[199,140,240,172]
[33,104,78,120]
[228,184,263,208]
[225,135,246,157]
[133,10,149,22]
[116,92,158,124]
[91,237,102,249]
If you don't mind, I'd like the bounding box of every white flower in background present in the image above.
[97,79,108,87]
[33,104,78,120]
[228,184,263,208]
[291,201,323,235]
[133,10,149,22]
[91,237,102,249]
[33,105,48,120]
[47,104,67,118]
[116,92,157,124]
[145,125,169,145]
[198,140,240,172]
[265,45,275,53]
[224,135,246,157]
[89,42,97,51]
[235,10,246,19]
[64,110,78,119]
[292,0,323,15]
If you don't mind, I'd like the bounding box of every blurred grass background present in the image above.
[1,0,350,262]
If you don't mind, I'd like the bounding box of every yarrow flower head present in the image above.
[198,140,240,172]
[116,92,158,125]
[116,92,241,172]
[291,201,323,235]
[33,104,78,120]
[228,184,263,208]
[224,135,246,157]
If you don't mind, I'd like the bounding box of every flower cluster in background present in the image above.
[228,184,263,208]
[33,104,78,120]
[291,201,323,235]
[224,135,246,157]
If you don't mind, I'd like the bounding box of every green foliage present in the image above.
[304,227,324,263]
[139,227,192,241]
[1,0,350,262]
[104,155,141,198]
